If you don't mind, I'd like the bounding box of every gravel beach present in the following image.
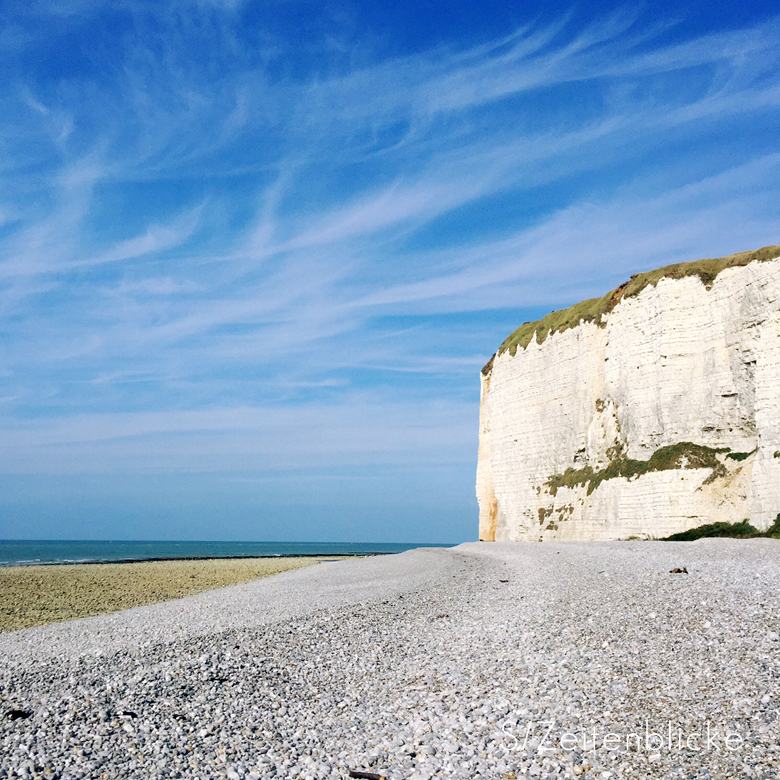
[0,558,325,633]
[1,541,778,779]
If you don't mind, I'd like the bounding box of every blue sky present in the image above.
[1,0,779,542]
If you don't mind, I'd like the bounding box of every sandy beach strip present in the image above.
[0,557,328,632]
[0,541,778,779]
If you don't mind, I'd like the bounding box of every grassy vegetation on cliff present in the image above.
[661,515,780,541]
[727,449,756,461]
[490,243,780,363]
[546,442,727,497]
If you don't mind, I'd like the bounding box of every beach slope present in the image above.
[0,557,328,633]
[1,542,778,779]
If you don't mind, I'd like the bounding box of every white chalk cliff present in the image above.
[477,245,780,541]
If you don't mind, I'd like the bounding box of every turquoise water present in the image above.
[0,540,451,567]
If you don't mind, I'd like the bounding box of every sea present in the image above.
[0,540,452,567]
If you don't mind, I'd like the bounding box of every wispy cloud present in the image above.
[71,207,203,271]
[0,397,476,474]
[1,2,779,493]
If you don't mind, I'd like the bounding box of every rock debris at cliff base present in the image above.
[1,542,778,779]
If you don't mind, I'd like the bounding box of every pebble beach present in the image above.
[1,541,778,779]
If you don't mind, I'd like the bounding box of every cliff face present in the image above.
[477,245,780,541]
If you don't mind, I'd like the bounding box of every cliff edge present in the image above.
[477,244,780,541]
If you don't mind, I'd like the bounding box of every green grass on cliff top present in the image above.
[491,243,780,367]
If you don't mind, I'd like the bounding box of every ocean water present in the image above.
[0,540,451,567]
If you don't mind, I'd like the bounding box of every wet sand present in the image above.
[0,557,326,632]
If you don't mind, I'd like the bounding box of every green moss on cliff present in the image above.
[661,514,780,541]
[726,449,756,461]
[661,520,762,541]
[546,442,727,497]
[495,243,780,359]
